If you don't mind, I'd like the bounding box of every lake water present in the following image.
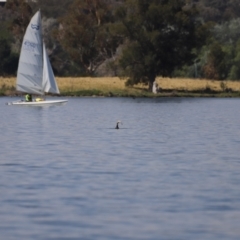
[0,96,240,240]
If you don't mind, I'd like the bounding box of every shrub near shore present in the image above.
[1,77,240,97]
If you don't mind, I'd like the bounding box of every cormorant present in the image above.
[115,120,122,129]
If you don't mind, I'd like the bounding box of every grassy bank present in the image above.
[1,76,240,97]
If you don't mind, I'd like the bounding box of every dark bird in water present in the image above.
[115,120,122,129]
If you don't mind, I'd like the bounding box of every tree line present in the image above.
[1,0,240,90]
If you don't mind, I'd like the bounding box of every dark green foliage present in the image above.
[0,6,19,76]
[2,53,19,75]
[0,39,10,75]
[0,22,10,40]
[0,39,18,76]
[1,0,240,80]
[5,0,33,41]
[202,42,228,80]
[4,0,33,58]
[0,39,11,60]
[57,0,122,75]
[213,19,240,45]
[201,18,240,80]
[29,0,74,18]
[227,40,240,80]
[116,0,207,89]
[195,0,240,23]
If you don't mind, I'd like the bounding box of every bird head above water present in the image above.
[115,120,122,129]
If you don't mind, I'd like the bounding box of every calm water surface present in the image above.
[0,96,240,240]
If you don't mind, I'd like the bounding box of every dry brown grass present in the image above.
[0,77,15,88]
[1,76,240,93]
[155,77,240,92]
[56,77,127,92]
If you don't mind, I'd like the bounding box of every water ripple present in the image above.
[0,97,240,240]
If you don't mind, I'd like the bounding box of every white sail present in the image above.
[7,10,68,106]
[42,43,60,94]
[16,11,44,95]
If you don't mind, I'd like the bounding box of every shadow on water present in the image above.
[104,128,129,129]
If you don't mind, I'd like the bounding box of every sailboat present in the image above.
[7,10,68,106]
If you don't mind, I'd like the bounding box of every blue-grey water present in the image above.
[0,96,240,240]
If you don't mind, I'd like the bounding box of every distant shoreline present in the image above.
[1,77,240,98]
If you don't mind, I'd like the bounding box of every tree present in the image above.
[228,40,240,80]
[213,18,240,45]
[29,0,75,18]
[5,0,33,52]
[195,0,240,23]
[0,38,18,76]
[202,42,227,80]
[0,39,11,75]
[56,0,122,75]
[115,0,207,90]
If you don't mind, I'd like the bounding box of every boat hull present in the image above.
[7,99,68,106]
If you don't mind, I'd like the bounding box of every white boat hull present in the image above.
[7,99,68,106]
